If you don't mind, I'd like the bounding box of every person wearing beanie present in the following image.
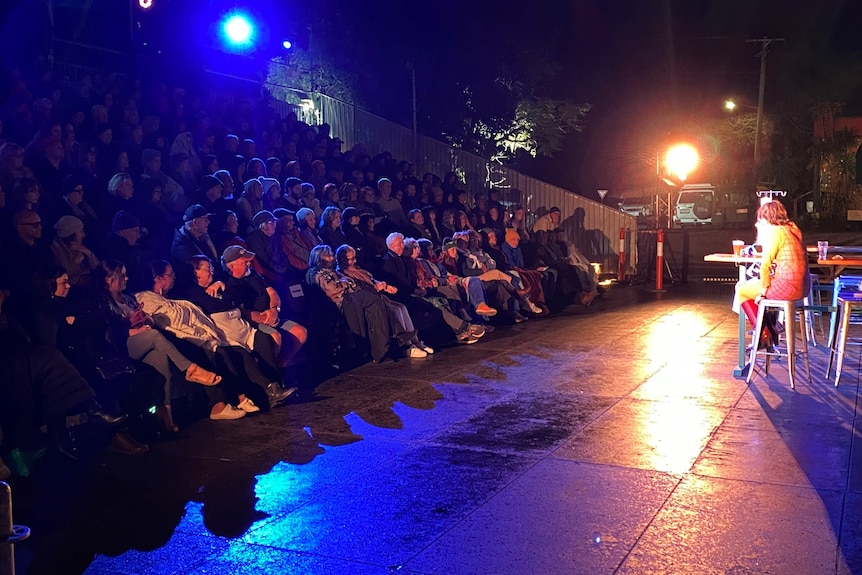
[50,215,100,287]
[196,174,225,215]
[260,177,288,212]
[532,206,562,233]
[296,207,323,248]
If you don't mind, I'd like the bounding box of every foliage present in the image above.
[809,126,861,226]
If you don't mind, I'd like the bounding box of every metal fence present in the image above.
[315,93,637,273]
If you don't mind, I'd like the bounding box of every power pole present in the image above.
[745,37,784,168]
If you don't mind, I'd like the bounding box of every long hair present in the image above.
[306,244,333,286]
[320,206,341,230]
[334,244,354,272]
[92,259,125,292]
[756,201,791,226]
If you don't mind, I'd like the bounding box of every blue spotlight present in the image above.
[222,13,254,48]
[282,40,292,50]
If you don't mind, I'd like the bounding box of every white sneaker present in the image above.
[408,346,428,358]
[210,405,247,420]
[527,300,543,314]
[419,342,435,354]
[237,397,261,413]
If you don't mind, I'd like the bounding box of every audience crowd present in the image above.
[0,61,601,478]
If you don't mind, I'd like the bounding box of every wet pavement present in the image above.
[11,283,862,575]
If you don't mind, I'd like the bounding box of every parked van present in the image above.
[673,183,715,227]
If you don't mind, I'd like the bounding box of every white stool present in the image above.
[746,298,811,389]
[826,295,862,386]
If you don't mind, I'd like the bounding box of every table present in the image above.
[704,252,761,377]
[815,257,862,280]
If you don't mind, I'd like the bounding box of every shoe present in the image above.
[155,404,179,434]
[237,397,261,413]
[456,332,479,344]
[110,432,149,456]
[185,363,222,386]
[514,313,528,323]
[418,341,435,354]
[408,345,428,358]
[475,302,498,316]
[86,406,127,426]
[468,324,486,338]
[267,383,298,407]
[210,404,246,420]
[527,300,543,315]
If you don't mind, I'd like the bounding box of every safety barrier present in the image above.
[0,482,29,575]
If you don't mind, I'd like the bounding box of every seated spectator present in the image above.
[485,205,506,240]
[219,245,307,374]
[11,177,41,213]
[416,238,498,320]
[213,169,236,202]
[296,207,323,248]
[319,206,347,250]
[265,157,282,181]
[335,244,431,357]
[102,173,137,221]
[0,143,34,195]
[439,208,458,238]
[502,228,558,304]
[282,176,303,211]
[88,260,238,429]
[245,210,287,282]
[300,182,323,219]
[170,204,219,274]
[456,210,477,233]
[135,261,274,415]
[236,178,264,233]
[274,208,311,275]
[357,186,383,218]
[377,177,408,230]
[306,244,416,362]
[102,211,146,292]
[340,206,364,248]
[247,157,266,179]
[471,192,489,229]
[532,206,561,233]
[140,148,187,215]
[357,212,387,270]
[381,233,484,343]
[261,177,289,211]
[170,132,202,180]
[183,255,297,408]
[196,174,226,215]
[508,205,531,242]
[340,182,359,209]
[553,228,598,302]
[1,209,51,299]
[532,230,583,304]
[407,209,432,242]
[50,216,100,288]
[480,228,545,313]
[52,174,101,243]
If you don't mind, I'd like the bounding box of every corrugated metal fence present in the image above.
[315,94,637,273]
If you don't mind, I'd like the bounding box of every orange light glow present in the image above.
[665,144,699,182]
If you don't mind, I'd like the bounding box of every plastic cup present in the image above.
[732,240,744,257]
[818,240,829,260]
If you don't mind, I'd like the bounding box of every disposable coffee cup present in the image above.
[818,240,829,260]
[732,240,744,257]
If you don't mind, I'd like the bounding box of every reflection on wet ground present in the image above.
[12,284,862,574]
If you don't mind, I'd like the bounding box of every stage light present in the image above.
[222,13,254,48]
[139,0,153,8]
[282,40,292,50]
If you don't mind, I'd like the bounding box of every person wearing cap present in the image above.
[102,210,146,291]
[184,254,297,408]
[532,206,562,233]
[219,245,308,384]
[50,215,100,288]
[170,204,218,276]
[246,210,287,282]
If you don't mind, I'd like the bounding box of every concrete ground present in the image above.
[11,283,862,575]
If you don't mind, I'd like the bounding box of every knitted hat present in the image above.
[504,228,520,244]
[296,207,314,222]
[54,215,84,238]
